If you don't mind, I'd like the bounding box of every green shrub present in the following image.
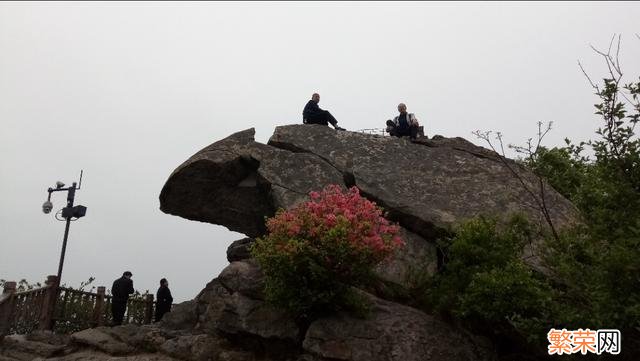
[543,224,640,331]
[424,216,552,342]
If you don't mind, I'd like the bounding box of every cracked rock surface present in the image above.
[161,125,578,276]
[162,125,577,241]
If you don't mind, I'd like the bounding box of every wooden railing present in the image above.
[0,275,156,337]
[6,286,51,334]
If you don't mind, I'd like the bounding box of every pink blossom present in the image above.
[261,184,404,270]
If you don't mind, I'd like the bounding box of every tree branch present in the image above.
[473,129,560,241]
[578,60,599,92]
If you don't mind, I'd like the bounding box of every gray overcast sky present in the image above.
[1,2,639,302]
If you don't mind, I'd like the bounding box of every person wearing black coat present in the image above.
[155,278,173,322]
[111,271,134,326]
[302,93,344,130]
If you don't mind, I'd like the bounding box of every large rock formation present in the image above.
[1,126,580,361]
[158,125,579,361]
[162,125,576,239]
[161,125,577,279]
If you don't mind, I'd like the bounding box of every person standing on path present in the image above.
[154,278,173,322]
[111,271,134,326]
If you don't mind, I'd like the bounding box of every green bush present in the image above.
[543,224,640,331]
[423,216,552,342]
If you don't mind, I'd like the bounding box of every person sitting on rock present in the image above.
[303,93,345,130]
[386,103,420,139]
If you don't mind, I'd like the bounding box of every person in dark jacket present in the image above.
[111,271,134,326]
[302,93,345,130]
[154,278,173,322]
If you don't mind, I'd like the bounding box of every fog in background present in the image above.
[1,2,639,302]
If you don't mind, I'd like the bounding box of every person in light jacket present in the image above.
[386,103,420,139]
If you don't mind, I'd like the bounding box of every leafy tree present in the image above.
[538,35,640,341]
[427,34,640,358]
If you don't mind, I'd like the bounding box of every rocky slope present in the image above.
[0,252,494,361]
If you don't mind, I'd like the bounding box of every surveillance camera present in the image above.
[42,201,53,214]
[56,181,65,189]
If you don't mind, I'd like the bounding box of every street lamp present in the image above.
[43,170,87,287]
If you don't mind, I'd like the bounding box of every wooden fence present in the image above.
[0,275,156,337]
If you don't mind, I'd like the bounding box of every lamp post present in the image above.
[42,171,87,287]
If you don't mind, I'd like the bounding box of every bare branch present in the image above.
[614,34,623,76]
[496,132,507,157]
[608,33,615,55]
[585,35,638,122]
[510,144,531,155]
[536,121,553,154]
[619,87,636,107]
[578,60,599,91]
[590,35,621,81]
[473,129,560,241]
[605,54,616,81]
[589,43,608,58]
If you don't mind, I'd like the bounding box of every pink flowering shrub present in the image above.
[251,184,403,317]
